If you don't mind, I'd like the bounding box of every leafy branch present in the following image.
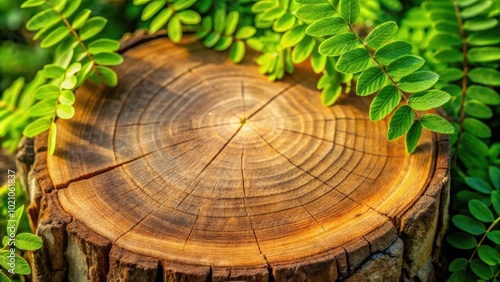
[295,0,455,153]
[17,0,124,155]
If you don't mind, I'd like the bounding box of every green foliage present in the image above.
[0,0,123,155]
[0,181,42,281]
[421,0,500,280]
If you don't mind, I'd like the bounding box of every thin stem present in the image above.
[468,216,500,262]
[451,0,468,166]
[332,7,421,119]
[45,1,103,81]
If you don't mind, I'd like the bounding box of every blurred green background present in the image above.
[0,0,147,93]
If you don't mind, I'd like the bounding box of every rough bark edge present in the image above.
[17,33,452,281]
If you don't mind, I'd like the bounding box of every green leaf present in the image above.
[387,105,414,140]
[336,48,371,74]
[43,65,66,79]
[261,7,286,21]
[461,1,492,19]
[467,86,500,105]
[321,85,342,106]
[281,25,307,48]
[48,121,57,155]
[408,90,451,111]
[295,4,337,21]
[405,120,422,154]
[203,32,221,48]
[80,17,107,41]
[251,1,276,13]
[463,18,499,31]
[464,100,493,119]
[213,7,225,33]
[468,30,500,46]
[369,85,400,121]
[420,114,454,134]
[172,0,196,10]
[306,17,347,37]
[214,36,233,51]
[463,118,491,139]
[61,75,77,90]
[365,21,398,49]
[469,47,500,63]
[452,214,486,235]
[26,9,60,31]
[429,33,462,48]
[56,104,75,119]
[41,26,70,48]
[374,41,413,65]
[468,68,500,87]
[292,36,316,64]
[339,0,360,24]
[23,118,51,138]
[235,26,256,40]
[168,15,182,43]
[15,233,43,250]
[142,0,166,21]
[319,33,359,57]
[488,230,500,244]
[28,100,56,117]
[62,0,81,17]
[273,13,296,32]
[149,8,173,34]
[2,254,31,275]
[446,232,477,249]
[96,66,118,87]
[177,10,201,25]
[465,177,493,194]
[398,71,439,93]
[356,66,388,96]
[469,199,495,222]
[470,259,493,280]
[491,192,500,216]
[93,52,123,66]
[449,258,469,272]
[0,271,10,282]
[311,47,327,73]
[72,9,92,30]
[76,61,94,87]
[229,41,245,63]
[224,11,239,35]
[21,0,45,8]
[478,245,500,266]
[59,90,75,106]
[386,55,424,78]
[433,48,463,63]
[34,85,59,100]
[439,68,464,82]
[88,39,120,54]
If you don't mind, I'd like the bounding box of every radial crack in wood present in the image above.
[26,35,450,281]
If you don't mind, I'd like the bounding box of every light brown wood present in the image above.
[24,35,450,281]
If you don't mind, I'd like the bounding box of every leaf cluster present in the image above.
[421,0,500,281]
[0,0,123,155]
[0,204,43,282]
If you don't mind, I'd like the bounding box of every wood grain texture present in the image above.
[26,35,450,281]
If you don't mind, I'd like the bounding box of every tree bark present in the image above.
[20,35,450,282]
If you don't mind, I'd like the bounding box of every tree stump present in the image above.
[23,35,450,282]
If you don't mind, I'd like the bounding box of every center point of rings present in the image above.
[239,116,248,125]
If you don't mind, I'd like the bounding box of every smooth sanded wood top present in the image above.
[47,36,436,274]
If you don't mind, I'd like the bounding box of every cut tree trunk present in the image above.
[20,35,450,282]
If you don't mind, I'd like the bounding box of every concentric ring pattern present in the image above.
[47,37,435,273]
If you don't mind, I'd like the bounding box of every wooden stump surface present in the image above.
[27,35,450,281]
